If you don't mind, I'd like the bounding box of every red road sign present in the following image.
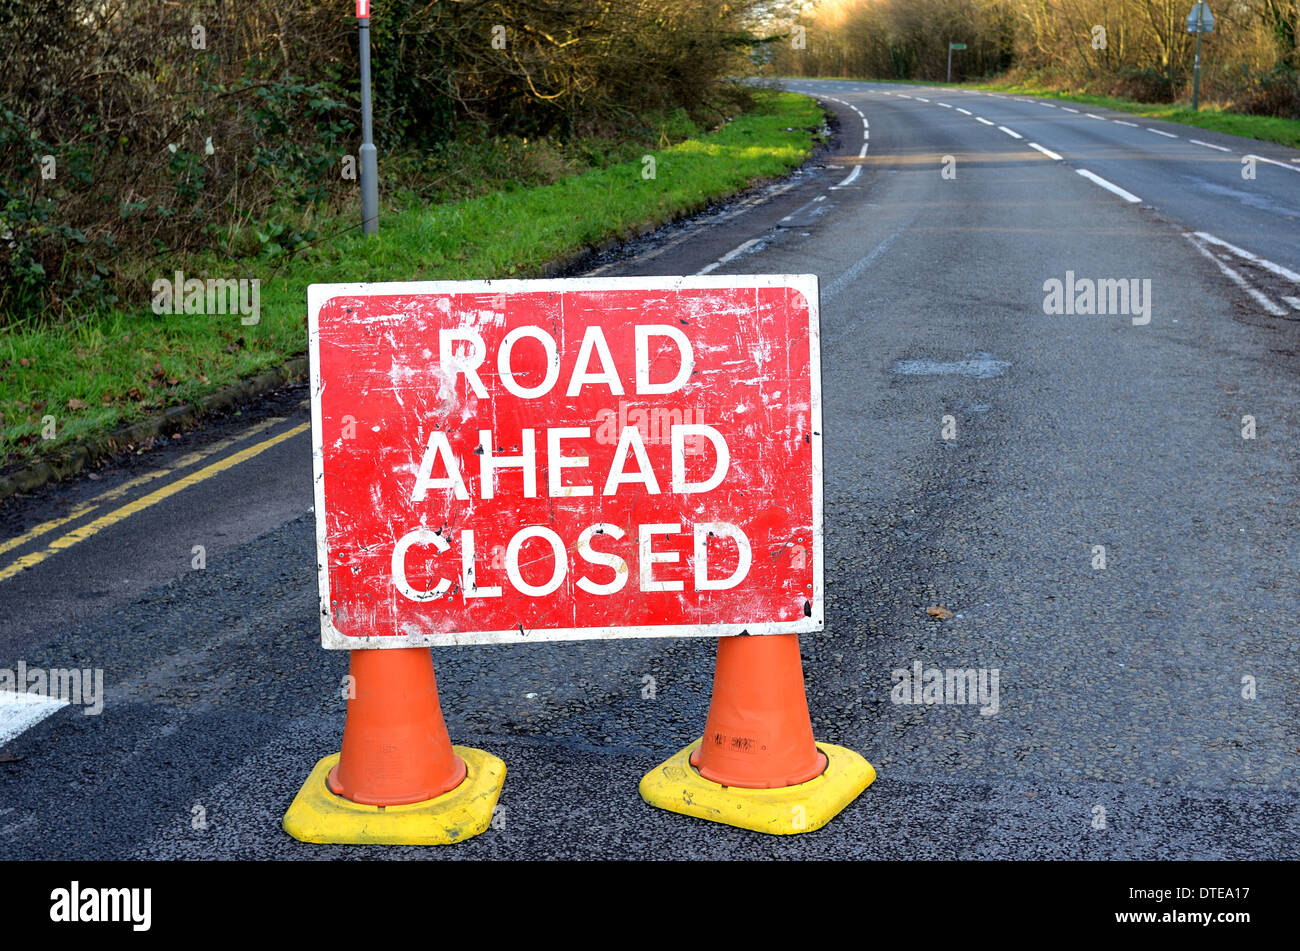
[356,0,369,18]
[307,276,822,647]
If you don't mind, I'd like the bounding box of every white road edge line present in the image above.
[975,116,995,126]
[999,126,1023,139]
[1061,106,1080,113]
[1189,139,1232,152]
[831,165,863,190]
[1192,231,1300,283]
[696,238,762,275]
[956,108,972,115]
[1084,113,1107,120]
[1247,153,1300,174]
[1076,169,1141,203]
[1185,235,1288,316]
[1113,120,1139,127]
[1028,143,1063,161]
[1147,127,1178,138]
[1283,296,1300,310]
[0,694,70,747]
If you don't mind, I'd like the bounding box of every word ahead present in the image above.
[307,275,822,647]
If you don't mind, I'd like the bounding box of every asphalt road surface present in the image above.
[2,79,1298,860]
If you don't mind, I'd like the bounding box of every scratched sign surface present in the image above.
[307,275,822,647]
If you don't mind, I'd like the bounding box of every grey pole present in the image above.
[358,16,379,236]
[1192,5,1203,111]
[947,44,953,83]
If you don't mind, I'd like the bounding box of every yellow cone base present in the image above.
[639,739,875,835]
[283,746,505,845]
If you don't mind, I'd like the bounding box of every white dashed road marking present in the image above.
[1029,143,1063,161]
[1076,169,1141,203]
[696,238,763,275]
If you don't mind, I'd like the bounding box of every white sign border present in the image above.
[307,273,823,648]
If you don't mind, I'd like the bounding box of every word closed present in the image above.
[308,275,823,647]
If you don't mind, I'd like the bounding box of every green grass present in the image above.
[977,81,1300,148]
[774,74,1300,148]
[1,90,824,468]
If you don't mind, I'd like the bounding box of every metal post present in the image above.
[358,16,379,236]
[947,44,953,83]
[1192,6,1203,111]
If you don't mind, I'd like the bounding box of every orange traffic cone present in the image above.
[689,634,828,788]
[327,648,467,805]
[284,648,505,845]
[641,634,875,835]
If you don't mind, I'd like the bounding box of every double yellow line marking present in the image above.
[0,413,311,583]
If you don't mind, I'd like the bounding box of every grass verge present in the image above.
[977,81,1300,148]
[772,74,1300,148]
[1,89,824,470]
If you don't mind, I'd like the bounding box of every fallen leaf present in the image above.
[926,605,954,620]
[66,398,88,410]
